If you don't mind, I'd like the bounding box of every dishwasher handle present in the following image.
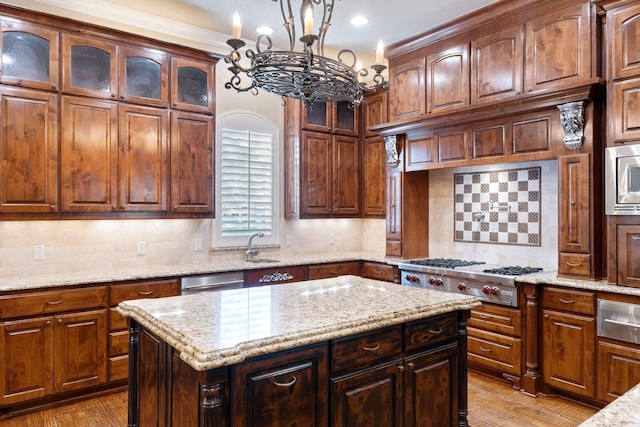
[182,280,244,291]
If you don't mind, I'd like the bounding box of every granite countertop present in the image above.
[117,275,480,371]
[0,251,392,292]
[578,382,640,427]
[515,271,640,298]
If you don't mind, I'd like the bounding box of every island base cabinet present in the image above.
[596,340,640,404]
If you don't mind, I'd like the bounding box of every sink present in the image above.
[246,258,280,264]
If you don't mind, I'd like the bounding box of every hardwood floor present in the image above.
[0,371,599,426]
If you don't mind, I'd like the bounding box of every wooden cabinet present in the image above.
[542,286,596,399]
[611,77,640,143]
[0,286,107,406]
[388,57,425,122]
[302,101,359,136]
[524,1,593,93]
[362,90,388,217]
[597,339,640,403]
[233,344,329,427]
[609,2,640,80]
[308,262,361,280]
[0,17,59,91]
[170,57,215,114]
[612,224,640,288]
[0,86,58,213]
[426,43,469,114]
[467,303,523,386]
[363,90,388,137]
[244,265,308,287]
[360,261,398,283]
[108,279,179,382]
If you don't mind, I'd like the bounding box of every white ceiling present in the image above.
[100,0,499,61]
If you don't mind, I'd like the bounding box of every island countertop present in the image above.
[117,275,480,371]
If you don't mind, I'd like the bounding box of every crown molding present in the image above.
[2,0,230,55]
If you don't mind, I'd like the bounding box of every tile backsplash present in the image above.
[454,167,541,246]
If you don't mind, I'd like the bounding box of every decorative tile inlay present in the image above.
[454,167,541,246]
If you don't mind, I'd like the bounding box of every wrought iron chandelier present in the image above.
[224,0,389,108]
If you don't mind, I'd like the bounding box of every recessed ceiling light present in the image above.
[256,26,274,35]
[350,16,368,26]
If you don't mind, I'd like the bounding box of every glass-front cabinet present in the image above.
[170,56,215,114]
[0,18,59,91]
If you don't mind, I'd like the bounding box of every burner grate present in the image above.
[482,266,543,276]
[409,258,486,269]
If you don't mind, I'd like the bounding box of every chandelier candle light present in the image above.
[224,0,389,108]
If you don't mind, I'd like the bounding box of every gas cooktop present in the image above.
[408,258,486,269]
[482,266,543,276]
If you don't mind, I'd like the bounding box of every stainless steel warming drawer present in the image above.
[598,299,640,344]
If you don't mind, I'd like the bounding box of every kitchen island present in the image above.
[118,275,480,427]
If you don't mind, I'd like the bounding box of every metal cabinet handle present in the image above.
[565,262,583,267]
[558,298,575,304]
[428,327,443,335]
[46,300,64,305]
[138,291,153,296]
[478,314,491,319]
[362,343,381,352]
[273,377,296,387]
[479,345,493,353]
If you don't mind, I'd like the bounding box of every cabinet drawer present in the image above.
[109,279,179,305]
[109,330,129,356]
[386,241,402,257]
[308,262,361,280]
[469,304,521,337]
[110,307,127,331]
[558,253,591,277]
[468,327,522,376]
[360,262,397,282]
[108,355,129,382]
[0,286,106,319]
[404,312,458,352]
[331,326,402,372]
[543,286,595,315]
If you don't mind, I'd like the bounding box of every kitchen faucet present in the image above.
[246,232,264,261]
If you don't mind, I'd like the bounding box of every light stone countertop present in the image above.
[117,275,480,371]
[515,271,640,298]
[0,251,392,292]
[578,382,640,427]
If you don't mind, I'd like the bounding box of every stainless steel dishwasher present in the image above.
[181,271,244,294]
[598,299,640,344]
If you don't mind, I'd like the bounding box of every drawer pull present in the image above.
[565,262,583,267]
[273,376,296,388]
[138,291,153,296]
[427,327,443,335]
[46,299,64,305]
[478,314,491,319]
[361,343,381,352]
[558,298,575,304]
[479,345,493,353]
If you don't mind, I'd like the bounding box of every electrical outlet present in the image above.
[137,241,146,255]
[285,234,293,246]
[34,245,45,260]
[329,234,335,245]
[195,238,203,251]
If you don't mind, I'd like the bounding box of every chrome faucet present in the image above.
[246,232,264,261]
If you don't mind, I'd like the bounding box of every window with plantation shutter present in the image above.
[214,112,279,248]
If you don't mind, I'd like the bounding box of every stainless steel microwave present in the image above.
[605,145,640,215]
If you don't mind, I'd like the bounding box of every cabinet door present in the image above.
[333,101,359,136]
[525,2,592,93]
[62,34,117,99]
[542,309,595,398]
[426,44,470,114]
[611,77,640,143]
[0,316,54,405]
[471,25,523,104]
[363,90,388,137]
[331,361,403,427]
[119,104,169,212]
[0,18,59,91]
[170,57,215,114]
[386,168,402,242]
[119,45,168,107]
[437,129,468,164]
[404,344,459,427]
[61,96,119,212]
[610,3,640,80]
[54,309,107,393]
[389,57,425,121]
[597,340,640,403]
[170,111,213,214]
[300,131,333,217]
[0,86,58,213]
[332,135,360,216]
[558,154,590,255]
[302,101,332,133]
[362,136,386,217]
[617,225,640,287]
[405,133,436,171]
[233,344,328,427]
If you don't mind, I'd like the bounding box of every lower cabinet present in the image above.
[596,340,640,403]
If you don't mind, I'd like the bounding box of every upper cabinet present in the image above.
[388,57,425,122]
[0,18,59,91]
[301,100,359,136]
[609,2,640,80]
[426,43,469,114]
[170,57,214,114]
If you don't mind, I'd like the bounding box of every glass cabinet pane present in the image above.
[126,56,161,100]
[335,101,355,131]
[70,45,111,92]
[2,31,49,83]
[177,67,208,106]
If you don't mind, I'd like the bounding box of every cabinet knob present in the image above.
[51,84,57,90]
[544,314,549,320]
[50,204,56,210]
[112,205,117,210]
[120,95,125,100]
[406,361,414,369]
[57,319,62,324]
[111,93,117,98]
[46,320,51,325]
[397,364,405,372]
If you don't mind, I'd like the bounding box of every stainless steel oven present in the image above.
[605,145,640,215]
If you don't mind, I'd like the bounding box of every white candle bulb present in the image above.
[375,39,384,65]
[232,11,242,39]
[304,6,314,36]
